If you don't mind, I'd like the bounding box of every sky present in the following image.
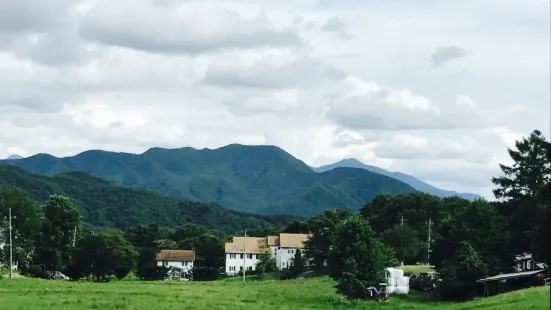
[0,0,549,199]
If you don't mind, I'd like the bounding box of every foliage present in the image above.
[438,242,488,301]
[281,248,306,280]
[431,199,510,276]
[491,129,550,264]
[328,215,398,299]
[303,208,354,269]
[1,144,417,216]
[69,231,138,281]
[337,272,368,300]
[35,194,80,274]
[0,188,42,274]
[381,223,422,265]
[256,240,276,278]
[0,165,296,231]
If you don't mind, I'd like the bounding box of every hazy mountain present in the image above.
[1,144,417,216]
[5,154,23,160]
[0,165,296,231]
[312,158,480,201]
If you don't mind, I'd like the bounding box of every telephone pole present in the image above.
[242,229,247,283]
[400,214,404,266]
[9,208,13,279]
[427,218,432,265]
[72,226,77,247]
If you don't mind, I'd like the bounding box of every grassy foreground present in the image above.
[0,277,548,310]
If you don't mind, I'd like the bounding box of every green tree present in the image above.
[381,223,421,265]
[70,231,137,281]
[304,208,353,269]
[328,215,398,299]
[0,189,42,274]
[431,199,510,276]
[290,248,305,275]
[256,240,276,278]
[36,195,80,274]
[438,241,487,301]
[491,129,550,264]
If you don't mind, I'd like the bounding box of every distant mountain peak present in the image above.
[6,154,23,160]
[313,158,481,201]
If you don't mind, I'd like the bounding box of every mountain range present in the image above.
[0,144,418,216]
[312,158,480,200]
[0,165,295,231]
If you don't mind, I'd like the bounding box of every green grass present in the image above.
[399,265,435,276]
[0,276,548,309]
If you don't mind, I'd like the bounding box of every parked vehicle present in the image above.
[50,271,70,280]
[412,272,436,291]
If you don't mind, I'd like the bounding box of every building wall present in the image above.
[277,247,301,270]
[225,253,261,275]
[156,260,193,273]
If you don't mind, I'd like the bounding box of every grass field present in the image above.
[0,276,548,310]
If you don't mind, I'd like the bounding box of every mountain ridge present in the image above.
[312,158,480,200]
[1,144,418,216]
[0,165,295,231]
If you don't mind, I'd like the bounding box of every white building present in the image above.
[224,233,311,276]
[224,236,266,275]
[156,249,195,278]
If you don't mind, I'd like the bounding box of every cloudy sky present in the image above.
[0,0,549,198]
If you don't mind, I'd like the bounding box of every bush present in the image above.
[137,266,169,281]
[438,280,476,301]
[338,272,368,300]
[192,267,218,281]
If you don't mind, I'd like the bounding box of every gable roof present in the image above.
[225,237,267,254]
[267,236,280,246]
[279,233,311,248]
[156,250,195,262]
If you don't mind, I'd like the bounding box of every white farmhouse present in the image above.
[156,249,195,273]
[224,236,266,276]
[224,233,311,276]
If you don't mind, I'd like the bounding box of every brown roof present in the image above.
[156,250,195,262]
[279,233,311,248]
[225,237,267,254]
[267,236,280,246]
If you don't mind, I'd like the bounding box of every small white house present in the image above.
[156,249,195,274]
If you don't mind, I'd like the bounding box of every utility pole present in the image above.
[427,218,432,265]
[242,229,247,283]
[9,208,13,279]
[400,214,404,266]
[72,226,77,247]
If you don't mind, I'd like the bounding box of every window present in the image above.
[240,266,243,271]
[230,254,236,259]
[240,254,244,259]
[229,266,236,271]
[248,266,253,271]
[162,261,168,267]
[246,254,252,259]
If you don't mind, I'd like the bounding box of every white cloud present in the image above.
[0,0,548,200]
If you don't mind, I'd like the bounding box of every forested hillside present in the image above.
[0,165,295,231]
[2,144,417,216]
